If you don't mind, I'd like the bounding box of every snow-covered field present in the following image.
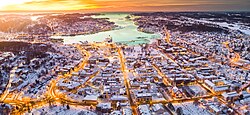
[24,103,96,115]
[193,18,250,35]
[173,102,211,115]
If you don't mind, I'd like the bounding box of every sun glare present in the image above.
[0,0,33,8]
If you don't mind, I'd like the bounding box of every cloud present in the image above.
[0,0,249,11]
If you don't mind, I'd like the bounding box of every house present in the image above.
[171,86,183,98]
[134,93,152,104]
[57,79,81,92]
[122,107,132,115]
[204,80,229,93]
[137,104,151,115]
[208,105,222,115]
[96,102,112,113]
[0,103,12,115]
[151,103,167,114]
[222,92,239,102]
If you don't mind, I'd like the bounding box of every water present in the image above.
[51,13,161,45]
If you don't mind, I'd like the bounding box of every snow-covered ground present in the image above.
[190,18,250,35]
[173,102,211,115]
[188,85,207,96]
[24,103,96,115]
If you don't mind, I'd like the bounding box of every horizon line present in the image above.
[0,9,250,13]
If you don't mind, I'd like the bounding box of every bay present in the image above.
[51,13,161,45]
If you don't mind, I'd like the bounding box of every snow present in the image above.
[188,85,207,95]
[110,95,128,101]
[83,95,98,101]
[138,104,151,115]
[173,102,211,115]
[192,18,250,35]
[25,103,96,115]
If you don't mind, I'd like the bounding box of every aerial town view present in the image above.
[0,0,250,115]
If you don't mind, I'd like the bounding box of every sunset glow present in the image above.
[0,0,249,12]
[0,0,32,8]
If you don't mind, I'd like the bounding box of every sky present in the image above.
[0,0,249,12]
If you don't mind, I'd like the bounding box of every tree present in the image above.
[30,101,35,108]
[28,105,31,113]
[66,105,70,110]
[176,107,183,115]
[49,99,53,109]
[239,94,244,100]
[193,99,199,106]
[16,106,19,110]
[167,103,175,111]
[35,80,39,84]
[61,100,65,107]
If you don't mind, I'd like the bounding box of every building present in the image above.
[137,104,151,115]
[96,102,112,113]
[222,91,239,102]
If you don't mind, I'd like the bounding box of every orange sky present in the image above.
[0,0,249,12]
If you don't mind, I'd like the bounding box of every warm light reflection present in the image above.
[222,41,230,49]
[231,53,240,63]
